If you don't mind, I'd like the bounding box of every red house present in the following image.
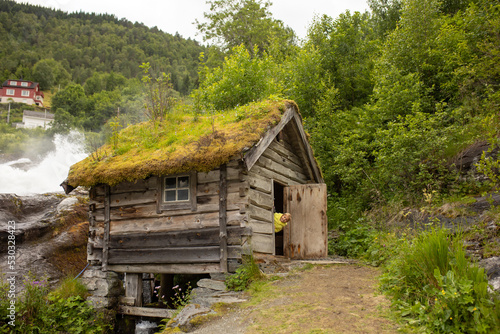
[0,79,44,107]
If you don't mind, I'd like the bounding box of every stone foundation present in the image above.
[81,265,123,310]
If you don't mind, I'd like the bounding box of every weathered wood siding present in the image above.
[246,122,314,254]
[87,160,250,273]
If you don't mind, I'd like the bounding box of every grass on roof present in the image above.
[68,99,296,187]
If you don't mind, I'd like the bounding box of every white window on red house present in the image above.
[21,82,28,87]
[10,81,17,86]
[6,89,14,95]
[21,90,30,97]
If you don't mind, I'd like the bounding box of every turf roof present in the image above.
[67,99,297,187]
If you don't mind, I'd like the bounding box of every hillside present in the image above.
[0,0,205,94]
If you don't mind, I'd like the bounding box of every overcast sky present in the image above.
[13,0,370,42]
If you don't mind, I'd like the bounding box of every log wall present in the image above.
[246,122,313,254]
[87,160,250,274]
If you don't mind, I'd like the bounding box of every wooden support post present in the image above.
[102,184,111,271]
[219,164,228,272]
[125,273,143,307]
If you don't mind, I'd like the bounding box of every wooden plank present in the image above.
[95,190,157,209]
[244,106,296,170]
[262,146,306,175]
[256,155,308,182]
[109,226,251,249]
[125,273,143,307]
[94,178,157,196]
[108,263,221,274]
[284,184,328,259]
[198,170,219,183]
[102,185,111,271]
[248,188,273,210]
[109,211,246,235]
[108,246,242,265]
[118,306,176,319]
[248,173,272,193]
[248,203,272,223]
[219,164,228,272]
[268,140,303,167]
[251,233,274,254]
[249,164,299,187]
[247,219,273,234]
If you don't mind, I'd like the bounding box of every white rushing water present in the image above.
[0,131,88,195]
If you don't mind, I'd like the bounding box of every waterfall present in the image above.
[0,131,88,195]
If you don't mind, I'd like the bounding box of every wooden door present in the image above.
[284,184,327,259]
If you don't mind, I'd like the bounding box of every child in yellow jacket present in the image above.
[274,213,291,233]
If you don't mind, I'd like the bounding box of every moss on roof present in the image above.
[68,99,297,187]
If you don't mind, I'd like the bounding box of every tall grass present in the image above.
[380,228,500,333]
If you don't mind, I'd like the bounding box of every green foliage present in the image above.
[380,228,500,333]
[140,62,176,121]
[193,45,282,111]
[195,0,295,56]
[225,256,263,291]
[0,275,110,333]
[328,218,375,258]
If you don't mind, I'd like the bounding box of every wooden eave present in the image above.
[243,105,324,183]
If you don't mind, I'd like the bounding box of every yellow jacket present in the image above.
[274,213,287,233]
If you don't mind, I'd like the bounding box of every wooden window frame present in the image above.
[157,172,197,213]
[21,90,30,97]
[10,81,17,86]
[21,82,28,87]
[6,89,14,95]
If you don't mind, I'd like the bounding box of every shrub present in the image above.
[0,275,111,333]
[381,227,500,333]
[225,256,263,291]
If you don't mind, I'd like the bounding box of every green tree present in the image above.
[195,0,295,56]
[32,59,70,90]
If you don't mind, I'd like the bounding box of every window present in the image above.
[157,173,196,212]
[21,90,29,97]
[164,175,190,202]
[6,89,14,95]
[10,81,17,86]
[21,82,28,87]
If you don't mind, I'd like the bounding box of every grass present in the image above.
[68,99,295,187]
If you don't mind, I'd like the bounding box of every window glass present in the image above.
[21,82,28,87]
[165,177,176,189]
[6,89,14,95]
[22,90,29,96]
[10,81,17,86]
[178,176,189,188]
[165,190,176,202]
[177,189,189,201]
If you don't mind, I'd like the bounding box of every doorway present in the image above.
[273,181,285,255]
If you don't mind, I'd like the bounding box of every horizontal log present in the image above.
[109,211,247,235]
[118,306,176,318]
[255,155,308,183]
[251,233,274,254]
[248,188,273,210]
[262,146,306,175]
[109,263,221,274]
[108,246,242,264]
[248,165,299,187]
[248,173,272,194]
[247,219,273,234]
[248,204,272,223]
[119,296,135,306]
[94,190,157,209]
[268,140,303,167]
[109,226,251,249]
[94,178,157,196]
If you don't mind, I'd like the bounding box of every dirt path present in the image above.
[191,264,399,334]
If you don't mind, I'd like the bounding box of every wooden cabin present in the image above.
[65,100,327,312]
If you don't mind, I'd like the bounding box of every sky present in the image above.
[13,0,370,42]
